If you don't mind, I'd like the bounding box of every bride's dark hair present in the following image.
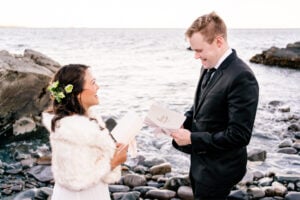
[49,64,89,131]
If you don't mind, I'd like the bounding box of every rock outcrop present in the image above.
[250,41,300,69]
[0,49,60,144]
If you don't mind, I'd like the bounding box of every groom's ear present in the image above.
[105,118,117,132]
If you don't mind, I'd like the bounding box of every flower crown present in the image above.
[47,81,73,103]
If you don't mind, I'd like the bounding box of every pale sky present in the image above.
[1,0,299,29]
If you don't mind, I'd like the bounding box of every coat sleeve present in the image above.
[190,71,259,152]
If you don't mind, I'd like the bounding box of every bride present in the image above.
[42,64,128,200]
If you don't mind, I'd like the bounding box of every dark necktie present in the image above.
[201,68,216,89]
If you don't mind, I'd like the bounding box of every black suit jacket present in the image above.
[173,50,259,186]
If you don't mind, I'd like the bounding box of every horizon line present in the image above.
[1,25,300,30]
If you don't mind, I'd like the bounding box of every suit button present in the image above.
[193,119,197,123]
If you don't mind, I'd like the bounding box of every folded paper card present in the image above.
[111,111,143,145]
[145,102,186,135]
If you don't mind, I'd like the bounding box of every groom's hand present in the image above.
[171,128,192,146]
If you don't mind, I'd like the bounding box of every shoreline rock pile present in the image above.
[250,41,300,69]
[1,141,300,200]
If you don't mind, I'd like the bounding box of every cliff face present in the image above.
[250,41,300,69]
[0,49,60,144]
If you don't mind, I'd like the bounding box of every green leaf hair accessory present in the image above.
[47,81,73,103]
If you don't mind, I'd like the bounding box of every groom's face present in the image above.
[189,32,220,69]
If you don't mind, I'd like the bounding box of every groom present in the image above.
[171,12,259,200]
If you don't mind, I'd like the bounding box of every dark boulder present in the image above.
[250,41,300,69]
[0,49,60,144]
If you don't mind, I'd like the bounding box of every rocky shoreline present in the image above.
[1,137,300,200]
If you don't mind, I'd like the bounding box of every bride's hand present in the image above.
[111,143,128,170]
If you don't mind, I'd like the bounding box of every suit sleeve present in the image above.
[183,106,194,130]
[190,71,259,152]
[172,106,194,154]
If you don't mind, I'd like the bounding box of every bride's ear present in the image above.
[77,93,81,101]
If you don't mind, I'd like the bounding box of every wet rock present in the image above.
[253,170,265,180]
[13,144,31,160]
[109,185,130,193]
[278,138,293,148]
[111,191,141,200]
[280,131,295,139]
[250,41,300,69]
[248,149,267,161]
[268,100,283,107]
[132,186,158,197]
[247,187,265,199]
[285,191,300,200]
[0,183,13,190]
[123,174,147,188]
[295,132,300,139]
[272,181,288,196]
[13,117,36,136]
[262,186,276,196]
[258,177,273,187]
[141,156,167,168]
[287,182,295,191]
[163,175,190,191]
[133,165,148,174]
[147,180,164,188]
[177,186,193,200]
[278,105,290,112]
[27,165,53,182]
[149,162,172,175]
[145,189,176,200]
[5,162,23,174]
[275,174,300,183]
[13,188,38,200]
[35,187,53,199]
[277,147,297,154]
[2,188,12,195]
[152,174,164,181]
[11,184,23,192]
[259,197,280,200]
[228,189,249,200]
[288,124,300,132]
[292,142,300,150]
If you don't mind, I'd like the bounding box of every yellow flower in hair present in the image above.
[47,81,73,103]
[64,84,73,94]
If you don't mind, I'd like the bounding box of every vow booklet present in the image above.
[111,111,143,145]
[145,102,186,135]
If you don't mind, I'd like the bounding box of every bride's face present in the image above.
[78,69,100,110]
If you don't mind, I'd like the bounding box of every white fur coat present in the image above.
[42,112,121,191]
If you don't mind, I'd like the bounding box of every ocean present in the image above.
[1,28,300,174]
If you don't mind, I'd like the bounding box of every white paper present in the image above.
[111,112,143,145]
[145,102,186,135]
